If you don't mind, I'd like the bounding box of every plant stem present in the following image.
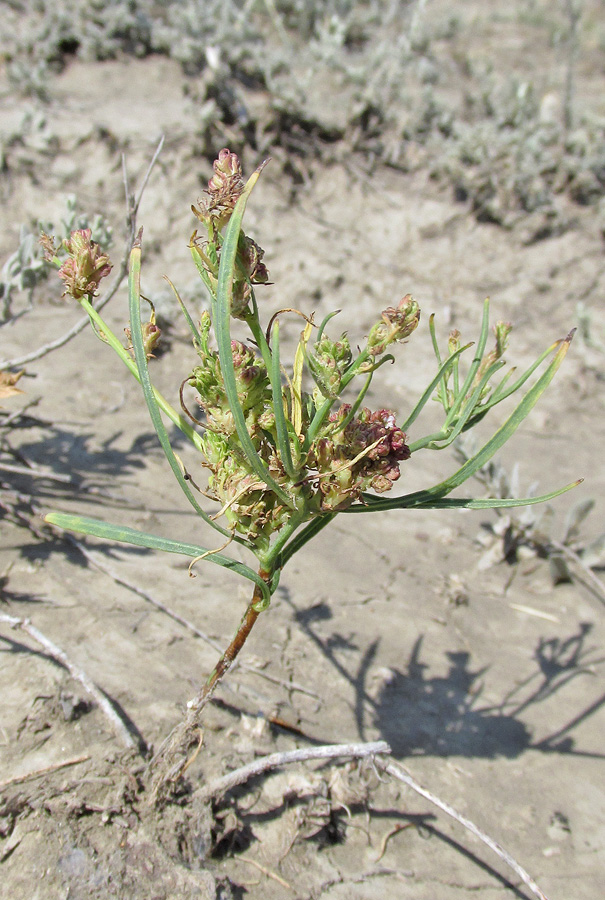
[147,569,270,802]
[80,296,205,454]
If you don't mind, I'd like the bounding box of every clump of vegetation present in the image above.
[39,148,579,797]
[4,1,604,231]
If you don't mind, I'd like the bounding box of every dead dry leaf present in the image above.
[0,370,25,404]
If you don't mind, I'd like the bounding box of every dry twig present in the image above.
[195,740,389,803]
[0,612,138,750]
[549,538,605,607]
[239,857,292,890]
[0,754,90,789]
[374,757,551,900]
[195,740,550,900]
[0,461,73,483]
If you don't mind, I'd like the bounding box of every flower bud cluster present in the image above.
[191,149,269,319]
[41,228,112,301]
[192,148,245,231]
[188,312,273,438]
[201,431,291,547]
[125,313,161,360]
[367,294,420,356]
[307,334,352,400]
[309,405,410,511]
[231,235,269,319]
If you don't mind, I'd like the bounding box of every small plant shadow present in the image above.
[374,628,605,759]
[289,597,604,761]
[10,427,159,497]
[375,638,529,757]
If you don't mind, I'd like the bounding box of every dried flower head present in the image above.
[368,294,420,356]
[310,405,410,511]
[192,148,245,231]
[56,229,112,300]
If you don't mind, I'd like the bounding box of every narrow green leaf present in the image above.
[443,298,490,426]
[402,342,472,432]
[216,168,295,508]
[162,275,201,345]
[429,313,449,410]
[433,332,574,494]
[190,243,218,310]
[80,297,201,451]
[343,331,576,513]
[412,358,506,452]
[343,479,583,512]
[477,339,559,413]
[128,237,236,542]
[44,512,270,605]
[316,309,341,343]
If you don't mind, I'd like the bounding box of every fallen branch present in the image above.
[239,857,292,890]
[195,740,551,900]
[374,757,550,900]
[195,740,389,803]
[0,460,73,483]
[0,754,90,789]
[0,612,138,750]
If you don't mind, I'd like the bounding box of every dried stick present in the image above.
[0,754,90,789]
[194,739,549,900]
[375,757,550,900]
[0,612,137,750]
[0,136,164,372]
[196,740,390,803]
[239,857,292,890]
[147,575,269,801]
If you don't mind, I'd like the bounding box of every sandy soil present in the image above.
[1,6,604,899]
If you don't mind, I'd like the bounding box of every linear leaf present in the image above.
[270,320,296,477]
[343,332,576,513]
[44,512,270,604]
[128,235,235,541]
[215,167,294,508]
[432,332,574,494]
[342,480,582,512]
[402,342,471,432]
[162,275,201,345]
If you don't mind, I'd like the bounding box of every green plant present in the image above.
[41,149,578,796]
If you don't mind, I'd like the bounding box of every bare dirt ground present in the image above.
[1,3,604,898]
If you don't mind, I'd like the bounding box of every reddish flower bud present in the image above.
[57,229,112,301]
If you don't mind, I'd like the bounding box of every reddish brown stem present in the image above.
[146,572,269,803]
